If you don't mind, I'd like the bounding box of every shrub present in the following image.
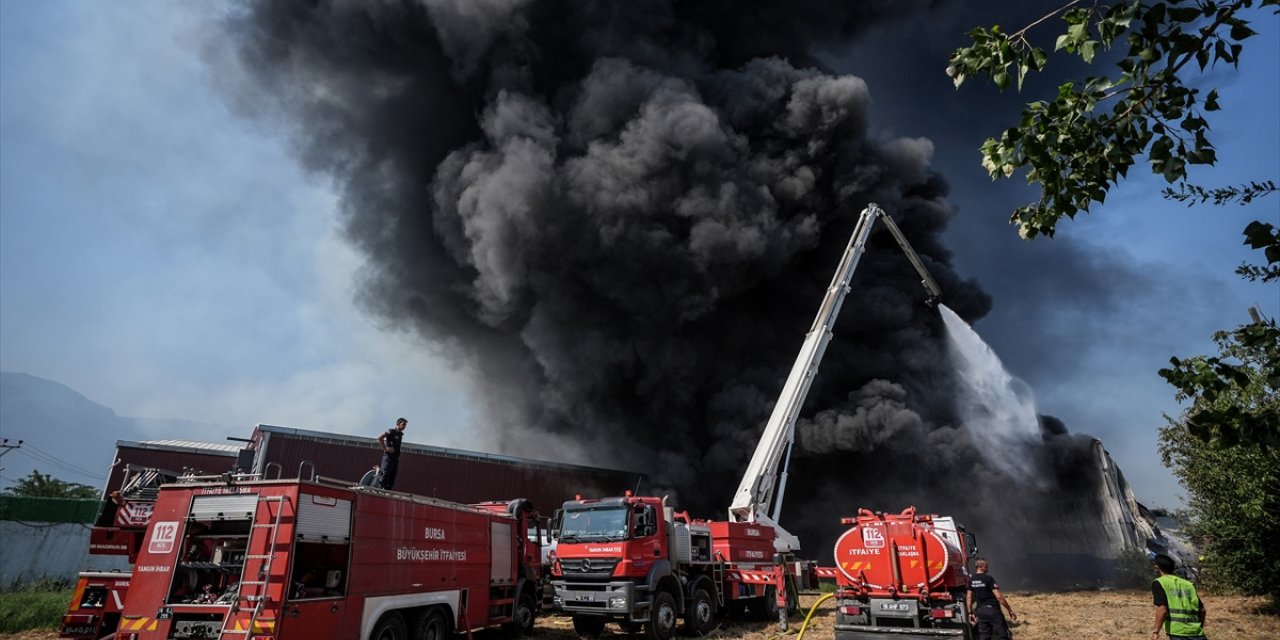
[1114,548,1154,589]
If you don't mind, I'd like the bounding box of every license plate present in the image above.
[575,594,593,601]
[879,602,910,612]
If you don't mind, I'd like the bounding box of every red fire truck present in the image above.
[110,474,543,640]
[63,440,242,640]
[831,507,977,640]
[550,492,790,640]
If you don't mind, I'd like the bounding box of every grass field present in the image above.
[1,590,1274,639]
[0,588,71,635]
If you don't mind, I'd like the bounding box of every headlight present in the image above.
[609,596,627,609]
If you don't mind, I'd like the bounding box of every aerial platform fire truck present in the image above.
[109,472,544,640]
[550,204,945,640]
[831,508,977,640]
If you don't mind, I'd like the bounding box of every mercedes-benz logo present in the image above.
[580,559,592,572]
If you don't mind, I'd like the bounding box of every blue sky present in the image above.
[1,2,1276,507]
[0,4,475,449]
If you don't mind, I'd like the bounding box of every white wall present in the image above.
[0,521,129,585]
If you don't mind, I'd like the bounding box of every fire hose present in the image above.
[795,593,835,640]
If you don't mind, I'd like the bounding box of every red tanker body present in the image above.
[113,474,542,640]
[832,508,977,640]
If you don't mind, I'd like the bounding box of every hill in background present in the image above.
[0,372,229,492]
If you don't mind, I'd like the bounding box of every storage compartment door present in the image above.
[189,494,258,520]
[490,521,513,584]
[296,494,352,542]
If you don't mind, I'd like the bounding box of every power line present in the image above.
[12,447,105,483]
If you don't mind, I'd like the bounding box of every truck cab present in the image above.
[550,495,671,629]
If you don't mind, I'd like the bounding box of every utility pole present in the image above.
[0,438,23,474]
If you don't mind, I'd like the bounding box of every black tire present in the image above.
[751,586,778,622]
[572,615,606,639]
[372,612,409,640]
[415,608,449,640]
[723,601,747,619]
[645,591,678,640]
[504,591,537,637]
[682,587,715,636]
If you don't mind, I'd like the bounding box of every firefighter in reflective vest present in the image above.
[1151,554,1207,640]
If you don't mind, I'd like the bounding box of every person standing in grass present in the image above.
[1152,553,1207,640]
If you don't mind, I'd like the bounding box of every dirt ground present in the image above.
[4,590,1275,640]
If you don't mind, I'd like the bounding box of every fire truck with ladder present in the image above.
[550,204,947,640]
[108,468,545,640]
[62,441,242,640]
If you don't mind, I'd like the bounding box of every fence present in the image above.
[0,497,129,586]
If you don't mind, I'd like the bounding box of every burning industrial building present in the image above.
[211,1,1164,587]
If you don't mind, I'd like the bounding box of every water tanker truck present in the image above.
[831,507,978,640]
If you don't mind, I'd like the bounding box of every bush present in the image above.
[1114,548,1154,589]
[0,582,72,633]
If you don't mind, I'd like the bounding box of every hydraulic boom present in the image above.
[727,203,941,552]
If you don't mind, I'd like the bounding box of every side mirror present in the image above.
[965,532,979,559]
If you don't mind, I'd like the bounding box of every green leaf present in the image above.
[1162,156,1187,183]
[1230,23,1257,41]
[1081,40,1098,64]
[1205,89,1221,111]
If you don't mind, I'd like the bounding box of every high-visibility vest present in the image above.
[1155,574,1204,637]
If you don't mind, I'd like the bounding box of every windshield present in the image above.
[558,506,630,542]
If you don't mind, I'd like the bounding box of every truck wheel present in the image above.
[645,591,678,640]
[415,608,449,640]
[682,588,715,636]
[723,601,747,619]
[751,586,778,622]
[504,591,537,637]
[572,615,606,639]
[372,612,409,640]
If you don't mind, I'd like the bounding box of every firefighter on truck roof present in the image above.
[376,417,407,490]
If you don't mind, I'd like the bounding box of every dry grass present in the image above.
[2,590,1274,640]
[536,591,1277,640]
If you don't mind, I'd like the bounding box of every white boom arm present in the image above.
[727,203,941,552]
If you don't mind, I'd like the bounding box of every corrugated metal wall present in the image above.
[252,426,645,516]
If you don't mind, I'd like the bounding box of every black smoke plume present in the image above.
[217,1,1138,586]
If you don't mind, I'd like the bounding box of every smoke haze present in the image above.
[215,1,1142,585]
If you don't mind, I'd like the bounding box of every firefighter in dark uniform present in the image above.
[1151,554,1207,640]
[966,558,1016,640]
[376,417,407,490]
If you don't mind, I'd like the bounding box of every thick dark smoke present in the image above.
[217,0,1135,587]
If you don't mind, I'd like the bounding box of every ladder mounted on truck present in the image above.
[727,203,942,553]
[221,494,290,637]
